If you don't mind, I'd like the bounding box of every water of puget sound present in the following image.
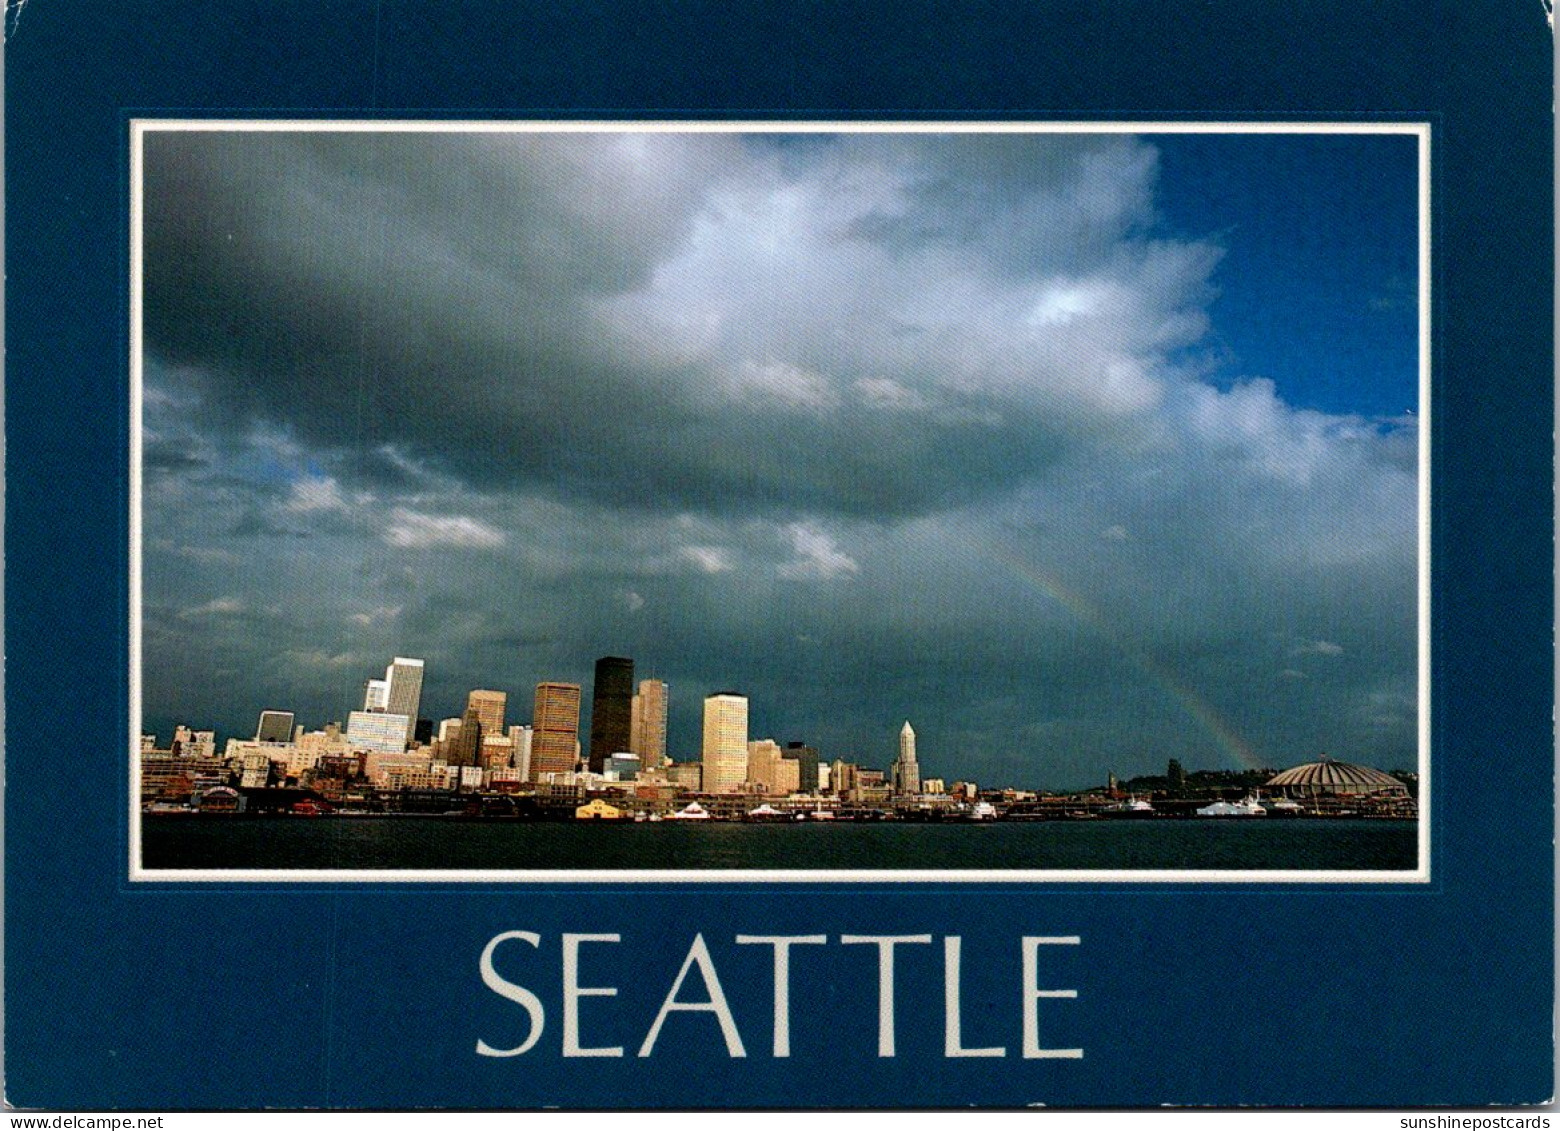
[142,817,1417,872]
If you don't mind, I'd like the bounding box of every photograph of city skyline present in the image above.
[136,126,1422,872]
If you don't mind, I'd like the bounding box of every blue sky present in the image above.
[140,129,1421,788]
[1153,134,1420,418]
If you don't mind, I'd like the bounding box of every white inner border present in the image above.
[128,120,1432,884]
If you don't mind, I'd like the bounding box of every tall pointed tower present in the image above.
[892,720,921,795]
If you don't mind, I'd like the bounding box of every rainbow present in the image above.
[989,547,1266,771]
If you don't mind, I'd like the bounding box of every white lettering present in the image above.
[638,933,746,1058]
[944,936,1006,1057]
[476,931,545,1057]
[840,934,932,1057]
[735,934,827,1057]
[562,933,623,1057]
[1021,935,1082,1059]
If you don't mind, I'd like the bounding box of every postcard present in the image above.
[6,1,1552,1111]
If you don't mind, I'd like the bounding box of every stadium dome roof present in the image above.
[1265,759,1406,792]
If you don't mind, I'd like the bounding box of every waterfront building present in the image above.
[255,710,295,744]
[816,762,831,792]
[784,742,820,792]
[702,692,749,794]
[576,798,625,820]
[630,678,669,769]
[467,689,507,738]
[139,752,230,802]
[891,720,921,795]
[531,682,583,780]
[346,710,412,755]
[922,777,946,795]
[193,786,242,813]
[588,656,635,773]
[488,767,525,791]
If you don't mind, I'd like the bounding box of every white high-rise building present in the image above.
[508,725,534,781]
[701,692,749,794]
[891,720,921,795]
[361,657,424,746]
[346,710,412,755]
[385,658,424,734]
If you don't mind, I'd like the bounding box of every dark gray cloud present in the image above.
[140,130,1418,788]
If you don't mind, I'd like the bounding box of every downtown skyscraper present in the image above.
[891,720,921,795]
[531,681,582,780]
[361,657,424,747]
[466,689,506,738]
[630,678,668,770]
[701,692,749,794]
[587,656,634,774]
[254,710,295,744]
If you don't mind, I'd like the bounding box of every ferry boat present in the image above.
[1101,797,1157,819]
[745,804,788,822]
[1196,795,1266,817]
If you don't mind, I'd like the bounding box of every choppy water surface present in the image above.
[142,817,1417,872]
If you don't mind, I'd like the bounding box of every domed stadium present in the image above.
[1265,758,1409,797]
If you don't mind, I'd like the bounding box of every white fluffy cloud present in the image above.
[383,509,505,550]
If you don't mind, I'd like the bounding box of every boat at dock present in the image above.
[1196,795,1266,817]
[1101,797,1157,818]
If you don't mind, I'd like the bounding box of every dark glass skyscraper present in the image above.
[450,705,482,767]
[785,742,821,793]
[587,656,634,773]
[255,710,295,744]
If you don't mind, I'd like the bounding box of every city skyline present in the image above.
[139,127,1420,786]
